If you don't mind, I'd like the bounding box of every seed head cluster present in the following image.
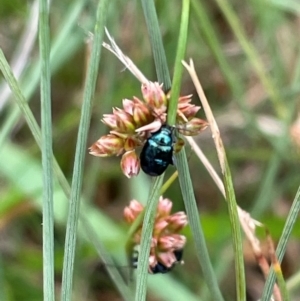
[89,82,207,177]
[124,196,188,273]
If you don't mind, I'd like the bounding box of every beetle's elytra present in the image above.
[140,125,174,176]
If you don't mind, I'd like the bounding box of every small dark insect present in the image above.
[140,125,174,176]
[150,249,184,274]
[131,245,183,274]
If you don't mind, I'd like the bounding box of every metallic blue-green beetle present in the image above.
[140,125,174,176]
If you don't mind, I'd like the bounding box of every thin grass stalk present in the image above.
[140,0,171,90]
[268,55,300,298]
[134,1,175,299]
[0,50,43,145]
[0,0,88,147]
[60,0,110,300]
[184,136,284,301]
[190,0,278,137]
[250,46,300,217]
[148,275,202,301]
[223,161,246,301]
[251,104,295,217]
[175,148,224,301]
[160,171,178,194]
[39,0,55,300]
[140,2,223,299]
[135,176,164,301]
[191,0,290,161]
[261,186,300,300]
[266,51,300,298]
[250,152,282,216]
[83,55,118,202]
[81,221,134,301]
[0,50,134,301]
[183,60,246,301]
[0,0,38,111]
[190,0,243,98]
[214,0,286,119]
[167,0,190,126]
[1,136,209,301]
[0,34,81,147]
[274,264,290,301]
[1,138,202,301]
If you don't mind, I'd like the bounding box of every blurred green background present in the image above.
[0,0,300,300]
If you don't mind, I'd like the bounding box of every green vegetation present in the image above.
[0,0,300,300]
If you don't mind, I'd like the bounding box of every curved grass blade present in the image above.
[176,148,224,301]
[0,0,90,148]
[135,176,164,301]
[39,0,55,300]
[140,0,171,90]
[261,186,300,300]
[139,2,223,299]
[60,0,110,300]
[0,0,38,111]
[0,49,133,301]
[0,140,202,301]
[183,60,245,301]
[134,1,174,300]
[190,0,243,97]
[214,0,285,119]
[167,0,190,126]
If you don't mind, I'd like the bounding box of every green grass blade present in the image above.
[190,0,243,97]
[0,140,202,301]
[191,0,294,165]
[261,185,300,300]
[222,159,246,301]
[135,176,164,301]
[79,219,134,301]
[0,0,38,111]
[0,48,132,301]
[275,266,290,301]
[0,50,42,145]
[215,0,286,118]
[135,2,175,300]
[140,2,222,299]
[39,0,55,300]
[60,0,110,300]
[268,0,300,14]
[176,148,224,301]
[148,276,202,301]
[140,0,171,90]
[167,0,190,126]
[251,151,282,217]
[183,60,246,300]
[0,0,89,148]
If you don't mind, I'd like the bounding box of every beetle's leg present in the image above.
[173,137,185,154]
[171,129,185,166]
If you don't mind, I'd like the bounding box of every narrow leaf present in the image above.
[60,0,110,300]
[39,0,55,300]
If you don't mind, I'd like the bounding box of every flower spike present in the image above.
[124,196,188,274]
